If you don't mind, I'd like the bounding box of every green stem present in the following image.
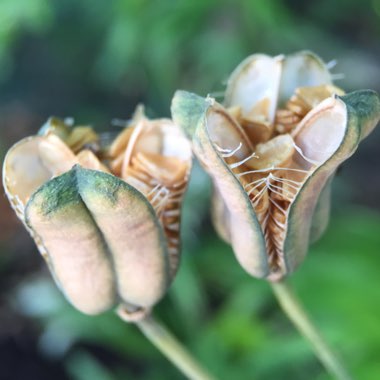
[271,280,353,380]
[119,311,217,380]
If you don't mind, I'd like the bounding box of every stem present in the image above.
[271,280,353,380]
[119,311,217,380]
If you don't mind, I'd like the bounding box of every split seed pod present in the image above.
[172,51,380,281]
[3,111,192,318]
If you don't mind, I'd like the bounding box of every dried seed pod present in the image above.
[172,88,380,281]
[3,114,192,316]
[173,51,379,281]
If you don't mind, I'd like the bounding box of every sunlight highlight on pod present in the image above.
[2,110,192,317]
[171,51,380,281]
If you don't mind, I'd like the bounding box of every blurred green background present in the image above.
[1,0,380,379]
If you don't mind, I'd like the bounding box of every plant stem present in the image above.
[271,280,353,380]
[119,312,217,380]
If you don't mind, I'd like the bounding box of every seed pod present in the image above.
[3,115,192,316]
[172,84,380,281]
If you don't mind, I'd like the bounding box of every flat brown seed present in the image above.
[247,134,295,170]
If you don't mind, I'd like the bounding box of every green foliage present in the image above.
[0,0,52,80]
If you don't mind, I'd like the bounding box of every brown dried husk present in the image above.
[172,88,380,280]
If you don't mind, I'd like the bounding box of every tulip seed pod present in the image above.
[3,112,192,317]
[172,51,380,281]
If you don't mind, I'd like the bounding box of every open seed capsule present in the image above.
[3,114,192,316]
[172,51,380,281]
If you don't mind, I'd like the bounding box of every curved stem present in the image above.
[271,280,353,380]
[119,312,217,380]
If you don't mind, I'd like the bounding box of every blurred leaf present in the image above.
[0,0,52,81]
[66,351,115,380]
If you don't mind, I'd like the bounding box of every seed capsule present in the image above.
[3,113,192,316]
[172,51,380,281]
